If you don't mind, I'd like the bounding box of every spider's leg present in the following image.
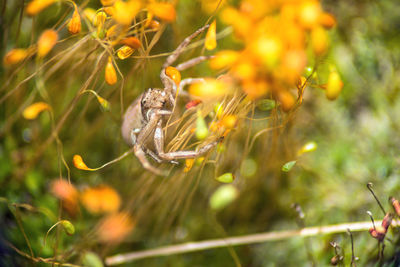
[154,121,218,162]
[160,25,210,94]
[143,147,163,163]
[162,25,210,69]
[175,55,214,71]
[134,144,166,176]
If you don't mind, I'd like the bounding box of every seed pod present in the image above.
[60,220,75,235]
[73,154,95,171]
[93,11,107,27]
[215,173,234,183]
[311,26,328,55]
[369,226,386,241]
[195,111,209,140]
[37,29,58,58]
[209,184,239,211]
[68,7,81,34]
[184,159,194,173]
[3,49,28,66]
[220,115,237,129]
[148,20,160,30]
[205,20,217,50]
[26,0,55,16]
[185,99,202,109]
[100,0,115,6]
[165,66,181,86]
[23,102,51,120]
[117,46,134,60]
[105,57,117,85]
[381,213,393,230]
[330,255,342,266]
[390,197,400,216]
[325,70,343,100]
[209,50,239,69]
[121,37,141,49]
[298,1,321,29]
[189,78,226,98]
[277,90,295,112]
[148,3,176,22]
[319,13,336,28]
[112,0,141,25]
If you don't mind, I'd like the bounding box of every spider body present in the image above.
[121,25,218,175]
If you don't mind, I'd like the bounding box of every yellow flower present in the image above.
[105,57,117,85]
[205,20,217,50]
[112,0,141,25]
[37,29,58,58]
[68,6,81,34]
[148,2,176,22]
[23,102,51,119]
[3,49,28,66]
[97,212,135,244]
[81,185,121,214]
[26,0,55,16]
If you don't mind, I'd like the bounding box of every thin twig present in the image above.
[105,219,400,265]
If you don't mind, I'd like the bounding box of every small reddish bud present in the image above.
[382,213,393,230]
[390,197,400,216]
[120,37,141,49]
[185,99,202,109]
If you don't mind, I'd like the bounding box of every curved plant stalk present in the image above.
[105,219,400,265]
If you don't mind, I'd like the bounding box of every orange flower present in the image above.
[68,5,81,34]
[117,46,134,60]
[51,179,78,203]
[50,179,79,216]
[37,29,58,58]
[298,1,322,29]
[112,0,141,25]
[319,13,336,28]
[73,154,95,171]
[311,26,328,55]
[188,78,227,98]
[97,212,135,244]
[277,90,295,112]
[209,50,239,69]
[105,57,117,85]
[81,185,121,214]
[100,0,115,6]
[165,66,181,86]
[120,37,141,49]
[147,20,160,30]
[242,80,268,100]
[23,102,51,120]
[148,2,176,22]
[3,49,28,66]
[26,0,55,16]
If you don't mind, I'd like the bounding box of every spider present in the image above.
[121,25,219,175]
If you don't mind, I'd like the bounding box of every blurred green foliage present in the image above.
[1,0,400,266]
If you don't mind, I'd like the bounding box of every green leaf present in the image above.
[196,111,209,140]
[209,185,238,211]
[60,220,75,235]
[215,173,234,183]
[282,161,297,172]
[257,99,276,111]
[82,252,104,267]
